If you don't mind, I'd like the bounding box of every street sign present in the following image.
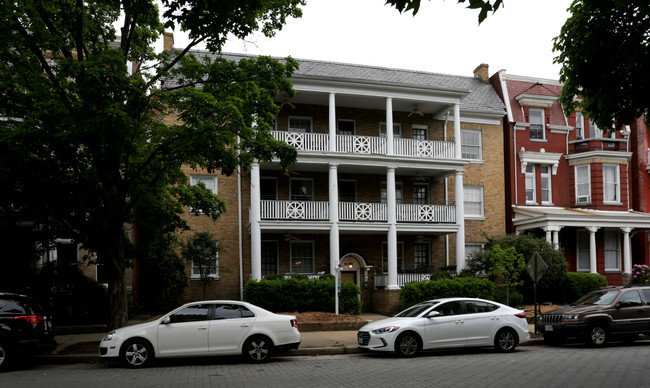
[526,252,547,284]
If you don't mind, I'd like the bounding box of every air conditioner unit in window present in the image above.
[577,195,590,204]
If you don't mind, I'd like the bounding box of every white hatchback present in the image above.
[357,298,530,357]
[100,300,300,367]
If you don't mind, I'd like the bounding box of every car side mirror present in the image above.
[617,301,630,308]
[162,316,171,324]
[426,311,441,318]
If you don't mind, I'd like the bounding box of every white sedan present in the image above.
[100,300,300,367]
[357,298,530,357]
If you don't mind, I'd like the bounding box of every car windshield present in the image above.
[395,301,437,317]
[573,290,619,305]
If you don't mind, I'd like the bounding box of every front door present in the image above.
[341,271,356,284]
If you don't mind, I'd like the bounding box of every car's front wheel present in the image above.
[395,332,420,358]
[585,323,608,347]
[494,328,517,353]
[243,335,273,363]
[120,339,154,368]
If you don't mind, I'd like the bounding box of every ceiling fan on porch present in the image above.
[410,171,431,182]
[408,105,424,117]
[278,92,296,109]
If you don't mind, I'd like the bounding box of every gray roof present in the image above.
[172,50,505,115]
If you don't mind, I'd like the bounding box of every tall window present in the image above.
[412,124,428,140]
[603,164,620,203]
[260,177,277,200]
[290,178,314,201]
[464,185,484,218]
[288,116,312,133]
[413,183,429,205]
[414,243,430,270]
[575,112,584,140]
[379,122,402,138]
[525,165,536,204]
[604,230,621,271]
[338,180,357,202]
[191,241,218,279]
[382,241,404,273]
[577,230,590,271]
[190,175,217,194]
[338,119,355,135]
[465,243,484,264]
[575,165,591,204]
[290,241,314,273]
[589,119,602,138]
[461,129,482,160]
[529,108,545,140]
[261,241,278,276]
[381,182,404,204]
[540,166,552,204]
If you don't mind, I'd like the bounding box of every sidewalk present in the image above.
[38,314,542,364]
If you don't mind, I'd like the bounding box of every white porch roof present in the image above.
[513,206,650,231]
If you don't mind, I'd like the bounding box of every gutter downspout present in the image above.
[238,137,244,300]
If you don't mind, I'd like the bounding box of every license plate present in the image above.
[545,325,553,332]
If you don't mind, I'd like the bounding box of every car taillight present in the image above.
[15,315,44,324]
[514,312,527,319]
[290,319,298,328]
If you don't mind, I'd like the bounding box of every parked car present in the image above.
[0,292,57,372]
[357,298,530,357]
[100,300,300,367]
[536,285,650,347]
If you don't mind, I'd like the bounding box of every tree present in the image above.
[0,0,302,330]
[181,231,221,300]
[385,0,503,23]
[555,1,650,130]
[487,244,525,306]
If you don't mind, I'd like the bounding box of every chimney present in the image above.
[163,32,174,52]
[473,63,489,82]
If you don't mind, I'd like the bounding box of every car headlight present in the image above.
[372,326,400,334]
[102,331,116,342]
[563,314,581,322]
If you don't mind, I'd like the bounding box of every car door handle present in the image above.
[241,323,250,327]
[491,317,500,320]
[198,327,208,330]
[455,320,464,324]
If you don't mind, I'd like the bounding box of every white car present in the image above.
[357,298,530,357]
[100,300,300,367]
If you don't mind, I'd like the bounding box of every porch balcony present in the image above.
[260,200,456,224]
[271,131,456,159]
[568,137,627,154]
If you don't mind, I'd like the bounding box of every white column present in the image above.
[544,228,552,243]
[329,93,336,152]
[386,97,394,156]
[588,226,599,274]
[329,163,340,275]
[553,230,560,249]
[250,163,262,280]
[622,227,632,275]
[454,170,466,271]
[386,166,399,289]
[454,103,461,159]
[544,226,561,249]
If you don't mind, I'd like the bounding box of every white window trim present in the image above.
[288,116,313,133]
[464,185,485,219]
[290,240,315,274]
[540,165,552,205]
[529,108,546,141]
[191,249,219,280]
[461,128,483,161]
[603,164,621,204]
[525,165,536,205]
[575,165,591,205]
[190,175,218,194]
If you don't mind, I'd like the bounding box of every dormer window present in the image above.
[529,108,545,140]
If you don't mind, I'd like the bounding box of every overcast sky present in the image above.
[215,0,573,80]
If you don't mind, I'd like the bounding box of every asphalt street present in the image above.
[3,340,650,387]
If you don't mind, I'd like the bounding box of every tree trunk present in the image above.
[103,225,129,331]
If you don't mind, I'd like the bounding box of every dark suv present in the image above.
[0,292,57,371]
[536,285,650,347]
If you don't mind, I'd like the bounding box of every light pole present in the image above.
[334,265,342,315]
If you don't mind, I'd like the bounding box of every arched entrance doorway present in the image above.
[339,253,372,289]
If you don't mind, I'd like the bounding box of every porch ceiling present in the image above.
[513,206,650,231]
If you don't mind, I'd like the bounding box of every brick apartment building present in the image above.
[171,34,505,313]
[490,70,650,285]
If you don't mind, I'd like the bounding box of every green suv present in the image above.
[536,286,650,347]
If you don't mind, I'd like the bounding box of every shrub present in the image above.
[399,277,495,308]
[631,264,650,284]
[244,276,362,315]
[566,272,608,302]
[430,271,452,281]
[494,287,523,307]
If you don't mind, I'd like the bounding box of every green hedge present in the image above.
[400,277,495,309]
[565,272,608,302]
[244,276,362,315]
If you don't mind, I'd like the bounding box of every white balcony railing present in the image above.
[271,131,456,159]
[397,204,456,223]
[339,202,387,222]
[374,273,432,287]
[260,200,329,220]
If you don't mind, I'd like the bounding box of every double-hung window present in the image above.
[603,164,620,203]
[529,108,545,140]
[414,243,431,270]
[412,124,428,140]
[190,175,217,194]
[575,165,591,204]
[604,230,621,271]
[290,241,314,273]
[289,116,312,133]
[191,240,219,279]
[575,112,584,140]
[525,165,536,204]
[464,185,484,218]
[540,166,552,204]
[462,129,482,160]
[379,122,402,138]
